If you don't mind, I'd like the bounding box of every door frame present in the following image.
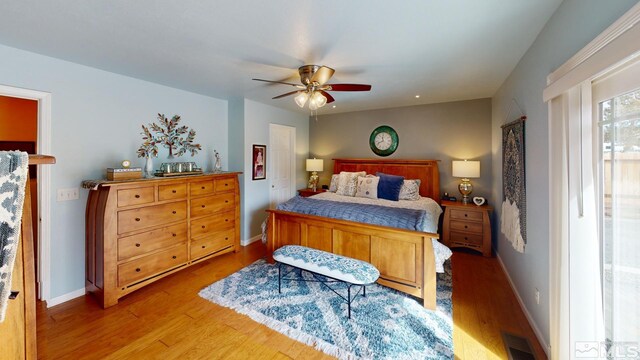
[268,123,296,207]
[0,84,52,302]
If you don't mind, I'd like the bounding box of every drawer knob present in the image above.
[225,200,229,203]
[172,190,177,193]
[225,237,228,240]
[464,237,468,240]
[201,205,205,208]
[172,210,177,214]
[225,219,229,222]
[135,194,140,198]
[135,243,140,247]
[464,214,468,217]
[201,225,205,229]
[465,225,468,229]
[135,217,141,222]
[172,233,177,237]
[172,255,177,259]
[201,245,206,249]
[136,268,141,272]
[225,183,228,186]
[201,186,205,190]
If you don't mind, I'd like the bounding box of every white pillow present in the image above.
[355,175,379,199]
[399,179,421,200]
[329,174,339,192]
[336,171,366,196]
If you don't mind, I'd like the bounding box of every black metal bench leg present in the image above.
[363,285,366,297]
[278,262,282,294]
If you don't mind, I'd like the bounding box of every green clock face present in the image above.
[369,125,399,156]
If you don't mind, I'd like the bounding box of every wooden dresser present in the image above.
[441,200,493,257]
[85,172,240,308]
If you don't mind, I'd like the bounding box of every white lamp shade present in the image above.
[311,91,327,108]
[452,160,480,178]
[306,158,323,172]
[294,92,309,108]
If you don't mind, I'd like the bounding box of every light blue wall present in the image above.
[0,44,228,299]
[242,99,309,241]
[491,0,638,348]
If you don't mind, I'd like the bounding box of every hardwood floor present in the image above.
[37,242,547,359]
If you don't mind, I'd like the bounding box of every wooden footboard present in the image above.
[266,209,438,310]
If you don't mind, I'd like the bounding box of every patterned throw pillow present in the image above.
[355,176,379,199]
[336,171,366,196]
[399,179,422,200]
[328,174,339,192]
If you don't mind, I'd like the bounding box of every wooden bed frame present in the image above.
[266,158,441,310]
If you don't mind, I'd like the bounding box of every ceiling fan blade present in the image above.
[272,90,303,99]
[253,78,304,88]
[310,66,335,85]
[326,83,372,91]
[318,90,335,103]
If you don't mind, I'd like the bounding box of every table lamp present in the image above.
[452,160,480,204]
[306,158,323,191]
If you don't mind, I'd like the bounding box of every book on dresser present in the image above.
[84,172,241,308]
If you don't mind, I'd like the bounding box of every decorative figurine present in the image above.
[214,150,222,172]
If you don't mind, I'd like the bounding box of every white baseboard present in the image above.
[45,288,85,308]
[241,234,262,246]
[496,253,551,357]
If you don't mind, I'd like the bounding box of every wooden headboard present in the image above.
[333,158,441,203]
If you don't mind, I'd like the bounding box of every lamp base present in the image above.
[308,172,319,192]
[458,178,473,204]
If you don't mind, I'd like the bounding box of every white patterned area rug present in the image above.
[199,259,453,359]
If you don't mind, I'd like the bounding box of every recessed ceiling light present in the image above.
[415,95,420,98]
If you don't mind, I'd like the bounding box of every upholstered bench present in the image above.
[273,245,380,318]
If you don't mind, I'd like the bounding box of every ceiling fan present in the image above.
[252,65,371,110]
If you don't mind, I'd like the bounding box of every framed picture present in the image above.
[252,144,266,180]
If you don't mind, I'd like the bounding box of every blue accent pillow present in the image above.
[376,172,405,201]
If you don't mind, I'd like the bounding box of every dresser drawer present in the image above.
[117,187,154,207]
[158,183,187,201]
[214,178,235,192]
[449,231,483,247]
[190,193,235,218]
[450,220,483,234]
[118,244,187,286]
[118,201,187,234]
[190,229,235,259]
[450,209,483,222]
[190,180,215,197]
[190,211,234,238]
[118,223,187,261]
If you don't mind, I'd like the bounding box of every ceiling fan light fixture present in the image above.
[311,91,327,108]
[294,92,309,108]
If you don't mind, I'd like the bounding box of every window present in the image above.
[597,86,640,346]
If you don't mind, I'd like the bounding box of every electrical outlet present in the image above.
[57,188,79,201]
[535,288,540,305]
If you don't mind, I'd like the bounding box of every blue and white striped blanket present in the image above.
[277,196,428,232]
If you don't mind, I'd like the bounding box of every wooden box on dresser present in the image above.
[85,172,241,308]
[441,199,493,257]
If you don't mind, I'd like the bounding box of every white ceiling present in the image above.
[0,0,562,114]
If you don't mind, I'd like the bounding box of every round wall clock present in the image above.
[369,125,399,156]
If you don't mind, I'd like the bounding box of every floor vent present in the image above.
[502,332,536,360]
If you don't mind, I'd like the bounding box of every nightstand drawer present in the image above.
[450,231,483,246]
[450,209,483,222]
[450,220,483,234]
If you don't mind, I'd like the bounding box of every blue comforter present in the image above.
[276,196,428,232]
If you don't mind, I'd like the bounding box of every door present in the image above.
[593,59,640,348]
[269,124,295,208]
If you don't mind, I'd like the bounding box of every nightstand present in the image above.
[441,200,493,257]
[297,188,326,197]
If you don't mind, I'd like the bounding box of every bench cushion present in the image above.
[273,245,380,285]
